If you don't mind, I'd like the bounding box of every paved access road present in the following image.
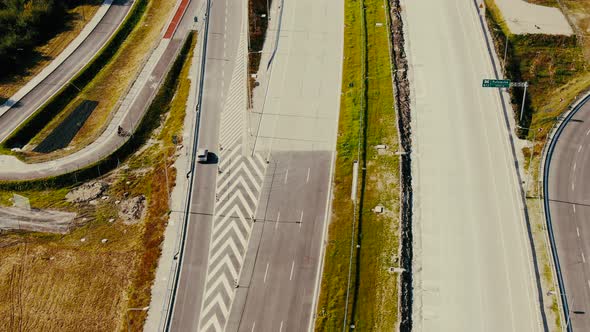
[0,0,133,141]
[547,96,590,331]
[405,0,542,330]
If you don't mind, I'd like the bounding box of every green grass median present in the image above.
[315,0,401,330]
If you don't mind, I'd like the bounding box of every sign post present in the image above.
[511,81,529,124]
[482,79,529,127]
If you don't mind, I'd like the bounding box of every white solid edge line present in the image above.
[306,0,345,328]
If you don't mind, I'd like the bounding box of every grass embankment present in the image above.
[485,0,587,139]
[315,0,400,330]
[0,31,196,331]
[0,0,102,103]
[9,0,177,163]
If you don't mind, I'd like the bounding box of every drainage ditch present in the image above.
[388,0,413,330]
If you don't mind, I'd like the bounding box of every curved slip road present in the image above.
[0,0,197,180]
[405,0,543,330]
[546,94,590,331]
[0,0,133,141]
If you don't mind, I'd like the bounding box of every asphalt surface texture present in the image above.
[0,0,133,141]
[547,97,590,331]
[233,0,343,329]
[169,0,240,329]
[227,152,331,332]
[405,0,543,330]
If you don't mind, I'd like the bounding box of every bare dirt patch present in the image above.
[118,195,146,224]
[66,181,108,203]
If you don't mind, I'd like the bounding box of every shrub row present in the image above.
[3,0,149,149]
[0,31,196,190]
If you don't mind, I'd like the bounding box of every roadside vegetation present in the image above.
[247,0,272,105]
[485,0,586,139]
[3,0,177,164]
[315,0,401,330]
[525,0,559,7]
[484,0,590,329]
[0,0,102,104]
[0,31,196,331]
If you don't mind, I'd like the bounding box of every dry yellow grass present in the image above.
[0,1,102,102]
[0,236,137,331]
[24,0,178,163]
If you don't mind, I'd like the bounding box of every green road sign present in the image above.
[482,79,510,88]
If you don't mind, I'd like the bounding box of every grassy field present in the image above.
[20,0,177,163]
[315,0,400,330]
[0,1,102,104]
[0,32,196,332]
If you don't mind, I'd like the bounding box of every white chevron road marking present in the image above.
[200,311,224,332]
[218,177,258,203]
[208,236,243,264]
[215,190,254,218]
[208,254,239,280]
[203,280,233,308]
[198,17,269,332]
[211,219,248,249]
[218,162,262,192]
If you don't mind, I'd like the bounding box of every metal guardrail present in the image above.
[542,91,590,332]
[162,0,212,329]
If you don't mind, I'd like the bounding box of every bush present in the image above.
[0,0,70,74]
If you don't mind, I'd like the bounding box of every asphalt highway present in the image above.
[405,0,542,330]
[228,0,344,329]
[0,0,133,141]
[227,152,332,332]
[547,97,590,331]
[169,0,241,329]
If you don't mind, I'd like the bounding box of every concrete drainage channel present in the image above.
[388,0,413,330]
